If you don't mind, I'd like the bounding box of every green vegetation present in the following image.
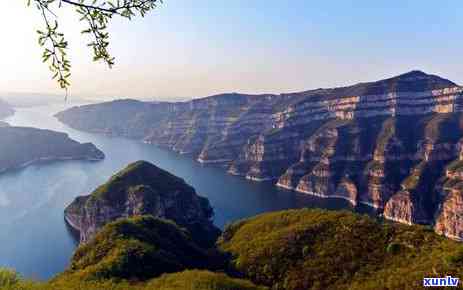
[218,209,463,290]
[2,209,463,290]
[0,269,264,290]
[89,160,194,204]
[57,216,223,282]
[29,0,162,90]
[144,270,268,290]
[66,160,219,248]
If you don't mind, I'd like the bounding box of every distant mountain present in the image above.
[65,161,220,247]
[0,99,14,119]
[56,70,463,240]
[0,126,104,173]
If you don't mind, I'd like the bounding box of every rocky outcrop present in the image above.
[0,126,104,173]
[56,71,463,240]
[64,160,221,247]
[434,161,463,241]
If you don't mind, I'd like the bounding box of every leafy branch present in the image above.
[28,0,162,91]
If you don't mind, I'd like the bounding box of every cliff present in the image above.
[64,160,221,247]
[56,70,463,240]
[0,126,104,173]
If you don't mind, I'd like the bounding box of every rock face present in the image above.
[56,71,463,240]
[0,99,14,119]
[64,160,221,247]
[0,126,104,173]
[433,161,463,241]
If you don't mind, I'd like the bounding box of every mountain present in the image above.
[55,70,463,240]
[0,126,104,173]
[0,99,14,119]
[64,161,221,247]
[218,208,463,290]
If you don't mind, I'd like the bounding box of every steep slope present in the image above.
[64,161,220,247]
[218,209,463,290]
[0,126,104,173]
[56,70,463,240]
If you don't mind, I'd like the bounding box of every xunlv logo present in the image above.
[423,276,459,287]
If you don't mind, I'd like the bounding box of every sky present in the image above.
[0,0,462,101]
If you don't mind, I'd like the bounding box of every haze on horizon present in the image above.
[1,1,462,102]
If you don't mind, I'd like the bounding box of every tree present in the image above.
[29,0,162,91]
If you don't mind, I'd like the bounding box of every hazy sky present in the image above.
[1,1,462,100]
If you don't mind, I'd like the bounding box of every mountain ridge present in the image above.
[56,70,463,241]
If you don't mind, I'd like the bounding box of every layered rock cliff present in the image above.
[0,126,104,173]
[56,70,463,240]
[64,160,221,247]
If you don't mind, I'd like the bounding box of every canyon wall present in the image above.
[56,71,463,240]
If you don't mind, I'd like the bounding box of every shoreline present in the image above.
[0,155,104,175]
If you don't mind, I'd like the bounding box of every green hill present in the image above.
[218,209,463,290]
[57,215,224,282]
[65,161,220,247]
[2,209,463,290]
[0,269,266,290]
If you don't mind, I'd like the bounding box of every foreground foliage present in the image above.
[30,0,162,90]
[2,209,463,289]
[0,269,265,290]
[57,216,223,282]
[218,209,463,290]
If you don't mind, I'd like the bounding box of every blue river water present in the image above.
[0,104,352,279]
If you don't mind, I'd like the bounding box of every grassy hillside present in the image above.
[2,209,463,289]
[57,215,224,282]
[0,269,266,290]
[218,209,463,290]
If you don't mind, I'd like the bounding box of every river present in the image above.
[0,104,353,279]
